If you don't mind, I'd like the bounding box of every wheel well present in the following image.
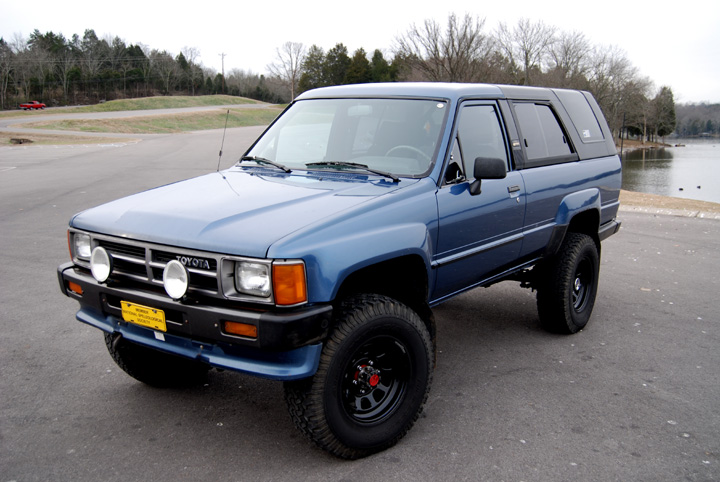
[526,209,602,291]
[335,255,436,342]
[567,209,601,248]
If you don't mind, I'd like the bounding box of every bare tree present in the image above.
[394,13,493,82]
[587,45,652,139]
[76,30,110,100]
[12,45,35,100]
[495,18,556,85]
[181,46,201,95]
[180,46,203,95]
[150,49,179,94]
[0,40,14,109]
[547,30,591,88]
[138,43,153,96]
[55,49,76,103]
[267,41,306,101]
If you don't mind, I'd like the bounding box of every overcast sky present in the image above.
[2,0,718,103]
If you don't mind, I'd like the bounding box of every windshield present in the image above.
[245,98,448,177]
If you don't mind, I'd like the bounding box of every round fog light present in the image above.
[163,260,189,300]
[90,247,112,283]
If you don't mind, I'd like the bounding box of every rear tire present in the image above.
[537,233,600,334]
[104,333,209,388]
[284,294,433,459]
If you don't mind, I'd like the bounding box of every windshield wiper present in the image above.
[239,156,292,173]
[306,161,399,183]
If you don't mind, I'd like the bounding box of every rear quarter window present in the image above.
[554,89,605,143]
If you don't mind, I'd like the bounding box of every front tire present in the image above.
[104,333,209,388]
[537,233,600,334]
[284,294,434,459]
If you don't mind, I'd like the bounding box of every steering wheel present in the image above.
[385,145,431,162]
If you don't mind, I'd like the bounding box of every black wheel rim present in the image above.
[340,335,411,424]
[572,256,593,312]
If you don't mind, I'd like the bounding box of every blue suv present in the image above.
[59,82,621,458]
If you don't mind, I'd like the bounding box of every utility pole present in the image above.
[219,52,226,94]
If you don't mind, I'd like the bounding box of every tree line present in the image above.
[0,29,286,110]
[2,14,679,141]
[674,103,720,137]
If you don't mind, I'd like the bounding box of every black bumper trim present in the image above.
[598,218,622,241]
[58,263,333,351]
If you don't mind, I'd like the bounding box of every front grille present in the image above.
[93,236,222,296]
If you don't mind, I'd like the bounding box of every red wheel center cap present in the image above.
[369,373,380,387]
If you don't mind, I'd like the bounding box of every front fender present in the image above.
[267,179,439,303]
[295,222,434,303]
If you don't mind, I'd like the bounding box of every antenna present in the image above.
[217,109,230,172]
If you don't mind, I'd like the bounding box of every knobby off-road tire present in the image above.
[537,233,600,334]
[284,294,434,459]
[104,333,209,388]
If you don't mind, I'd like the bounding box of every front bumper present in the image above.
[58,262,332,380]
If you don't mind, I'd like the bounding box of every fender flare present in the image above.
[544,188,600,257]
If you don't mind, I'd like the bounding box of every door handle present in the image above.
[507,185,520,193]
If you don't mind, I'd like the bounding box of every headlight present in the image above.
[235,261,271,298]
[90,247,112,283]
[74,233,92,260]
[163,260,189,300]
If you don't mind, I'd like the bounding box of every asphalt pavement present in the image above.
[1,126,718,482]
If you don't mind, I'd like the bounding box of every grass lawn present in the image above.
[7,105,282,135]
[0,95,262,119]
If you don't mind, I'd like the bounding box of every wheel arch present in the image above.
[545,189,602,258]
[567,208,601,248]
[334,254,436,344]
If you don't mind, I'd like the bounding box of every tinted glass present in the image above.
[457,104,508,175]
[554,89,604,143]
[514,103,572,161]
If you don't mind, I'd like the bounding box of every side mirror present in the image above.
[469,157,507,195]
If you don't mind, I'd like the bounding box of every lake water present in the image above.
[621,138,720,204]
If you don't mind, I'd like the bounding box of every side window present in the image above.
[553,89,605,143]
[456,104,508,177]
[514,103,572,163]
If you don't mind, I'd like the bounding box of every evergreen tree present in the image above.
[324,43,351,86]
[653,86,676,139]
[298,45,326,92]
[370,50,391,82]
[346,48,371,84]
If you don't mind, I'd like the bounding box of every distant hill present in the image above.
[675,102,720,137]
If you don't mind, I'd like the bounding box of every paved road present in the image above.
[1,129,718,481]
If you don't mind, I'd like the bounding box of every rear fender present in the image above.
[554,188,600,227]
[544,189,600,256]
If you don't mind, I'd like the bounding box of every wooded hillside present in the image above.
[675,103,720,137]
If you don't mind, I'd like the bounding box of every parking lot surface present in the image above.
[1,128,718,481]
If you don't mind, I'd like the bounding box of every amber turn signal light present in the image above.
[273,263,307,306]
[223,321,258,338]
[68,281,83,295]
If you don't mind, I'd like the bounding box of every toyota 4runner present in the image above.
[58,83,621,459]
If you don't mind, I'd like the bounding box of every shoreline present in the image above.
[616,139,720,219]
[620,189,720,219]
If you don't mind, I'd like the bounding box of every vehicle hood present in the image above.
[70,167,415,258]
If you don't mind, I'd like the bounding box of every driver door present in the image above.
[433,102,526,301]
